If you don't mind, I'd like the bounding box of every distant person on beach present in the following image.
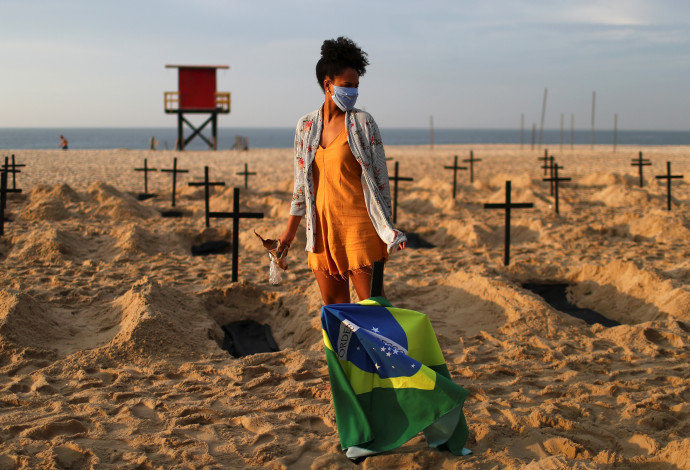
[58,135,68,150]
[279,36,406,305]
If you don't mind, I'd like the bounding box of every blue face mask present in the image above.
[330,85,358,112]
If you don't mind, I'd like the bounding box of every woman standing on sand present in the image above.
[279,37,406,305]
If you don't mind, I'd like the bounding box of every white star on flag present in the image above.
[375,363,380,370]
[381,346,386,352]
[386,352,391,357]
[411,364,416,368]
[372,327,379,333]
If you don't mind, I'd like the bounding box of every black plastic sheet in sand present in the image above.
[221,320,279,357]
[191,240,231,256]
[523,283,620,328]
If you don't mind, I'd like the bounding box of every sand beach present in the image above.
[1,144,689,469]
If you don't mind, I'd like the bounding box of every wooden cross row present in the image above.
[2,155,23,193]
[236,163,257,190]
[484,180,534,266]
[538,149,550,176]
[160,157,189,207]
[443,155,467,199]
[389,161,414,224]
[631,151,652,188]
[463,150,482,183]
[655,161,683,211]
[134,158,158,194]
[207,187,264,282]
[542,165,571,214]
[188,166,226,228]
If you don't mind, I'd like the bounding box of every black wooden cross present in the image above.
[236,163,256,190]
[208,187,264,282]
[160,157,189,207]
[443,155,467,199]
[0,169,6,236]
[655,161,683,211]
[188,166,226,227]
[134,158,158,196]
[542,165,571,214]
[2,155,25,193]
[547,156,564,196]
[389,161,414,224]
[631,151,652,188]
[484,180,534,266]
[463,150,482,183]
[538,149,549,176]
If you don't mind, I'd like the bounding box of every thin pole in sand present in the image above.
[613,113,618,152]
[538,88,548,148]
[370,260,385,298]
[134,158,158,195]
[463,150,482,184]
[631,152,651,188]
[543,165,571,214]
[389,161,414,224]
[484,181,534,266]
[208,187,264,282]
[520,114,525,149]
[160,157,189,207]
[236,163,257,190]
[656,162,683,211]
[188,166,226,228]
[444,155,467,199]
[590,91,596,150]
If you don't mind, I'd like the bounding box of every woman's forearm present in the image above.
[279,215,302,247]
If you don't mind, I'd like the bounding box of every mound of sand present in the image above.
[590,184,652,207]
[568,260,690,323]
[19,184,81,221]
[489,172,540,189]
[87,182,158,219]
[613,210,690,243]
[578,172,637,187]
[107,279,221,362]
[8,226,88,263]
[109,223,188,260]
[0,290,61,353]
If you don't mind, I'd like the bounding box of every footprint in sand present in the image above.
[21,418,89,440]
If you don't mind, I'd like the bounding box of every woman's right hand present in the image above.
[278,231,294,249]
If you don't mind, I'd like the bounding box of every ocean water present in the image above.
[1,127,689,150]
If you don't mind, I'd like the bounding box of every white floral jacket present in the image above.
[290,107,407,254]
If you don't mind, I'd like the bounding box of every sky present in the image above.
[1,0,689,130]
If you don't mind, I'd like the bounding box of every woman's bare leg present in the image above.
[314,271,351,305]
[350,266,385,302]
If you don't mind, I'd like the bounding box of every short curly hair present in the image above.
[316,36,369,91]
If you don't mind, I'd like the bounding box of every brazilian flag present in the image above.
[321,297,470,459]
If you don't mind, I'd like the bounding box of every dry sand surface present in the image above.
[1,144,689,469]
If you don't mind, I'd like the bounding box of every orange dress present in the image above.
[307,128,388,277]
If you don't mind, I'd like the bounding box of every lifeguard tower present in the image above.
[164,65,231,150]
